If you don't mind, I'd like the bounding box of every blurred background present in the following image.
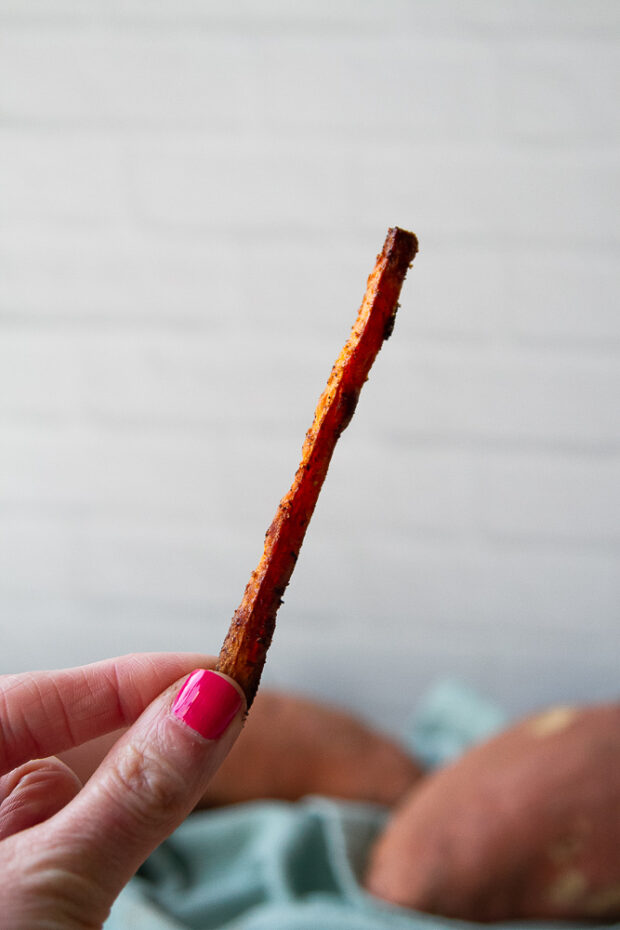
[0,0,618,732]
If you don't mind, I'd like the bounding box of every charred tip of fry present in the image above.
[217,226,418,708]
[384,226,419,273]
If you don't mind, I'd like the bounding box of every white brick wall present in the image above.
[0,0,618,730]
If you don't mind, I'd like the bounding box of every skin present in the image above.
[365,702,620,923]
[205,691,422,807]
[0,652,245,930]
[61,690,423,810]
[217,227,418,705]
[0,652,421,929]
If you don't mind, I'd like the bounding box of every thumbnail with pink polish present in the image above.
[172,669,243,739]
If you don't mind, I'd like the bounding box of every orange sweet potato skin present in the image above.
[365,702,620,923]
[200,690,423,808]
[217,228,418,706]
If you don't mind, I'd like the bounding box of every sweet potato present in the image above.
[200,690,423,808]
[60,690,423,809]
[217,227,418,706]
[365,701,620,922]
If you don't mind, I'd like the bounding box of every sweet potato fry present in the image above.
[217,227,418,706]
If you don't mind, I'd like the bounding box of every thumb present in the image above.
[23,669,245,926]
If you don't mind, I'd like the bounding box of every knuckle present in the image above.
[107,740,187,830]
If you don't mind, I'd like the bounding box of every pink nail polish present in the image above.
[172,670,243,739]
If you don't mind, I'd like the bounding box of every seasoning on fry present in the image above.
[217,227,418,706]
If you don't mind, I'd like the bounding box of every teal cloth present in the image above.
[105,681,617,930]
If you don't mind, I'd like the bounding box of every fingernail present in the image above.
[172,670,243,739]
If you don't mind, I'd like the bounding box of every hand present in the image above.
[0,653,245,930]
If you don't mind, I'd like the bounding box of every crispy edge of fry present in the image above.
[217,227,418,706]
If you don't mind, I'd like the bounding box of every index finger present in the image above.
[0,652,216,776]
